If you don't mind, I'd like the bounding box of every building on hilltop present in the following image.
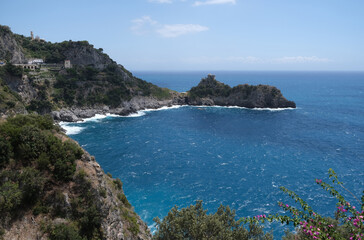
[64,60,71,69]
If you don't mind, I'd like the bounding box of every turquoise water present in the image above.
[64,71,364,238]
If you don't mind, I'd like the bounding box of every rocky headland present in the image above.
[0,25,295,122]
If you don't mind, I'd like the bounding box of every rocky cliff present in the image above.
[0,26,26,64]
[186,74,296,109]
[0,115,152,240]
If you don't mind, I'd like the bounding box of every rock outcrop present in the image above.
[62,41,114,70]
[0,26,26,64]
[186,74,296,109]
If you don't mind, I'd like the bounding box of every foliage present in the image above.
[0,115,83,223]
[0,182,22,214]
[47,223,85,240]
[3,63,23,77]
[0,136,12,167]
[241,169,364,240]
[188,76,231,99]
[122,208,140,236]
[18,167,45,204]
[26,99,53,114]
[153,200,272,240]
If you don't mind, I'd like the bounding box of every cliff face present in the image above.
[0,26,26,64]
[186,74,296,108]
[61,42,113,70]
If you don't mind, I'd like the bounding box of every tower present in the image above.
[31,31,34,40]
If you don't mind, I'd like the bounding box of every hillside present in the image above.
[0,114,151,240]
[0,25,182,120]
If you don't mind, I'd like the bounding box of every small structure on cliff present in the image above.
[28,58,44,64]
[64,60,71,69]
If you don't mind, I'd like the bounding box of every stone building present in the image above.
[64,60,71,69]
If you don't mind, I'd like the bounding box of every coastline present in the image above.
[59,104,296,135]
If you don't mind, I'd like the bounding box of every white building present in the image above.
[64,60,71,69]
[28,59,44,64]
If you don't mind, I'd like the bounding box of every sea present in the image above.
[61,71,364,238]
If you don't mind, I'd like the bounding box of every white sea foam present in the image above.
[59,122,85,135]
[192,105,296,111]
[124,111,146,117]
[123,105,186,118]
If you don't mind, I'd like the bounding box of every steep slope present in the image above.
[0,25,182,120]
[186,74,296,108]
[0,115,151,240]
[0,26,26,64]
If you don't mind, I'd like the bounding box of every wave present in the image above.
[192,105,296,111]
[122,105,187,118]
[59,122,85,135]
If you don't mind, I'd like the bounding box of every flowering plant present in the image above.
[241,169,364,239]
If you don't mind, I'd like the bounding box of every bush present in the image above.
[0,136,12,167]
[17,125,47,162]
[48,223,84,240]
[113,178,123,190]
[19,167,45,204]
[153,200,272,240]
[4,63,23,77]
[36,152,50,170]
[0,182,22,214]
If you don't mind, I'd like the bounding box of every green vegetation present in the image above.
[188,76,231,99]
[0,65,25,114]
[52,64,172,108]
[0,115,106,239]
[153,201,272,240]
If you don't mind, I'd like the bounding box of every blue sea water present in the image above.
[64,71,364,238]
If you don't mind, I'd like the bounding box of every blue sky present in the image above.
[1,0,364,71]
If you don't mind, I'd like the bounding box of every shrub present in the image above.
[113,178,123,190]
[118,193,131,208]
[153,200,272,240]
[17,125,47,162]
[0,136,12,167]
[19,167,45,204]
[36,152,50,170]
[48,223,84,240]
[0,182,22,214]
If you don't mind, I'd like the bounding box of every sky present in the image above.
[1,0,364,71]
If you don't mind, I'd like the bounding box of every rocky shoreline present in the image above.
[52,95,186,122]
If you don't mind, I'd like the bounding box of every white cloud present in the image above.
[131,16,158,35]
[157,24,209,38]
[193,0,236,6]
[148,0,172,3]
[273,56,331,63]
[131,16,208,38]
